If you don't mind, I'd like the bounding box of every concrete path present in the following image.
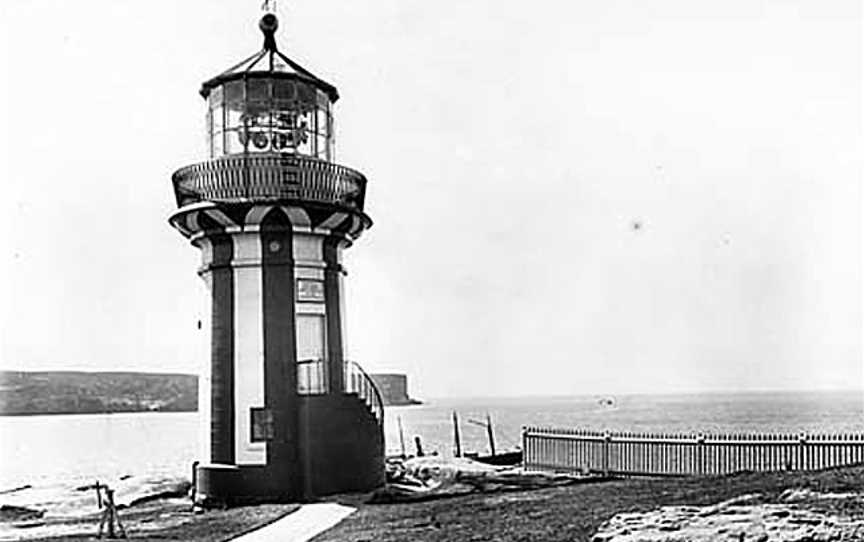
[230,503,356,542]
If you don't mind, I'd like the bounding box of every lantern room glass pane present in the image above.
[316,90,328,108]
[206,109,213,158]
[315,109,327,136]
[206,78,335,160]
[212,105,224,133]
[213,130,224,156]
[297,83,314,105]
[244,105,271,130]
[247,79,270,103]
[225,129,245,154]
[209,86,223,108]
[316,134,329,160]
[273,80,295,101]
[226,108,244,131]
[224,80,244,105]
[295,136,312,155]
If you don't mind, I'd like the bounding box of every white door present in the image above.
[296,314,326,393]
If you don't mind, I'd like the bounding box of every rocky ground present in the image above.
[5,465,863,541]
[0,500,298,541]
[313,465,864,542]
[593,489,864,541]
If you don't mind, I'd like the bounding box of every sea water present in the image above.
[0,412,197,523]
[1,391,863,513]
[384,390,864,457]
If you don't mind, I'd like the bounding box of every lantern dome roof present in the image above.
[199,13,339,103]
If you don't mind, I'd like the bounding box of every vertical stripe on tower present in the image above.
[207,234,235,464]
[233,231,266,465]
[260,209,303,496]
[323,237,345,393]
[195,239,213,465]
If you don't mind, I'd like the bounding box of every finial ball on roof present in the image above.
[259,13,279,51]
[260,13,278,34]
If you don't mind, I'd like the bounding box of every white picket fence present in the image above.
[523,427,864,477]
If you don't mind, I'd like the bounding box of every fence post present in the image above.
[696,433,705,476]
[603,431,611,476]
[798,432,807,471]
[190,461,199,505]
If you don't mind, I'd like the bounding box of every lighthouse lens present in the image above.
[252,132,269,149]
[273,132,288,149]
[206,79,334,159]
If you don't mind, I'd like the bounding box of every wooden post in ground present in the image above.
[397,416,407,458]
[191,461,199,504]
[97,486,127,539]
[452,411,462,458]
[94,481,102,509]
[486,413,496,457]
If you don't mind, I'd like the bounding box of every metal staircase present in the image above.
[294,358,383,426]
[344,360,384,426]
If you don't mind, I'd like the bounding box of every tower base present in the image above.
[195,393,384,505]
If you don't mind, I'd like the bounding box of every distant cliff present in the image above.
[0,371,198,415]
[0,370,421,415]
[369,373,421,406]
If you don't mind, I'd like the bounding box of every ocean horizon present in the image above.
[415,387,864,403]
[384,389,864,457]
[1,389,863,518]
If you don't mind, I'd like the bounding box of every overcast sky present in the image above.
[0,1,861,398]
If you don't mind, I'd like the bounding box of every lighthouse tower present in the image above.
[169,12,383,502]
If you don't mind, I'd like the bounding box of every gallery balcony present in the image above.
[171,153,367,211]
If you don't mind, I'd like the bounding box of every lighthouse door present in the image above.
[296,314,326,394]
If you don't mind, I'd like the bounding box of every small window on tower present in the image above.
[297,279,325,302]
[250,408,274,442]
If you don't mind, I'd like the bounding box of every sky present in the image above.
[0,1,861,398]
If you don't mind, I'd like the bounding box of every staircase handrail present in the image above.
[345,360,384,426]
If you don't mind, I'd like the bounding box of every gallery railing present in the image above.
[523,427,864,477]
[172,153,367,210]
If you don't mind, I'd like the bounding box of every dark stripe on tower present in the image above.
[208,234,235,464]
[323,237,345,393]
[260,208,303,497]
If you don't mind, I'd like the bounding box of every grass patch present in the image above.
[312,465,864,542]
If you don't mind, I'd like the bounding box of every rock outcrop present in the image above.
[593,490,864,541]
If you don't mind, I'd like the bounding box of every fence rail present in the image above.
[523,427,864,477]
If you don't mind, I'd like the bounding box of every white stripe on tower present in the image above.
[196,237,213,463]
[205,208,237,228]
[233,231,266,465]
[281,206,311,231]
[313,212,347,234]
[244,205,275,230]
[338,254,349,361]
